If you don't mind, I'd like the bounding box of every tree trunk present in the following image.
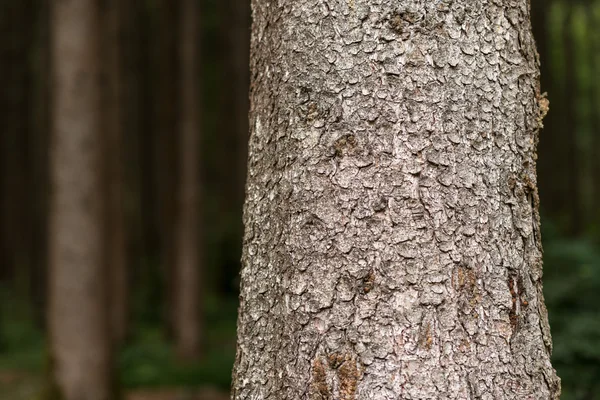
[153,0,179,337]
[30,0,51,331]
[48,0,113,399]
[563,6,582,236]
[0,0,33,290]
[589,3,600,226]
[173,0,202,362]
[215,0,251,294]
[531,0,562,221]
[101,0,129,346]
[232,1,561,399]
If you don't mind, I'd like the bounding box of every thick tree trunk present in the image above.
[232,1,561,399]
[174,0,202,362]
[101,0,129,346]
[48,1,113,399]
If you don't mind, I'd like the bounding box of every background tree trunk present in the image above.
[0,0,34,294]
[233,1,561,398]
[589,3,600,227]
[101,0,129,346]
[102,0,129,345]
[174,0,202,362]
[563,7,582,236]
[153,0,179,338]
[48,0,113,399]
[30,0,51,331]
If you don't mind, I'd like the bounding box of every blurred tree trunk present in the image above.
[101,0,129,345]
[563,7,582,235]
[532,0,561,220]
[30,0,51,330]
[153,0,179,337]
[47,0,113,399]
[233,1,561,398]
[121,0,144,325]
[0,0,33,290]
[0,1,14,284]
[220,0,250,212]
[217,0,251,294]
[135,0,164,327]
[590,4,600,226]
[173,0,202,362]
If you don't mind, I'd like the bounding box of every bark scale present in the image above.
[48,0,113,399]
[232,1,560,399]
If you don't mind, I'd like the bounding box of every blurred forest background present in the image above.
[0,0,599,399]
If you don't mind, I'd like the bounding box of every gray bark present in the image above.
[232,1,560,399]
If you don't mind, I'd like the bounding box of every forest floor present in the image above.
[0,370,230,400]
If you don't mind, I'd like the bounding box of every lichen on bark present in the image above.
[232,0,561,399]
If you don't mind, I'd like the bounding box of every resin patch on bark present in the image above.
[311,352,361,400]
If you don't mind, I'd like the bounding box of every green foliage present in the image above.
[0,288,237,395]
[543,221,600,400]
[119,329,234,390]
[120,295,237,389]
[0,288,45,372]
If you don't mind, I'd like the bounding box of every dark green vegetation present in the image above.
[0,291,237,395]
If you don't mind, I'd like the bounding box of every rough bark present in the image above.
[232,1,560,399]
[48,0,113,399]
[174,0,202,362]
[101,0,130,346]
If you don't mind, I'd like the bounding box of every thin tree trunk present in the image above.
[136,0,163,327]
[220,0,251,211]
[0,0,33,289]
[230,0,250,209]
[563,6,582,235]
[153,0,179,337]
[121,0,144,324]
[232,1,561,398]
[47,0,113,399]
[101,0,129,346]
[30,0,50,330]
[589,3,600,225]
[531,0,561,220]
[174,0,202,362]
[216,0,251,294]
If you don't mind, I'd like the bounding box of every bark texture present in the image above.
[174,0,202,361]
[48,0,113,399]
[232,1,560,399]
